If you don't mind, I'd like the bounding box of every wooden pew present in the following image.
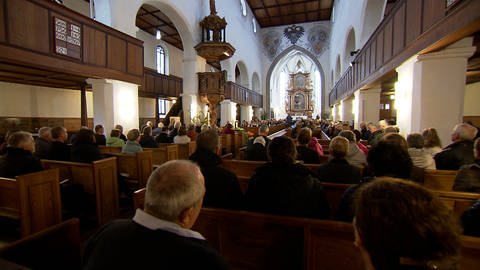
[107,151,153,189]
[41,158,118,226]
[133,188,146,210]
[146,144,178,166]
[193,208,363,270]
[0,169,62,237]
[192,208,480,270]
[0,218,81,270]
[424,170,457,191]
[220,134,232,155]
[321,182,351,215]
[98,145,122,155]
[432,190,480,218]
[177,141,196,159]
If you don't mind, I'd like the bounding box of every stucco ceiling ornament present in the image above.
[283,25,305,45]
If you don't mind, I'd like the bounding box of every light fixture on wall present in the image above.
[156,29,162,40]
[350,50,359,56]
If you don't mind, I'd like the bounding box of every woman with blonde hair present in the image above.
[422,128,442,157]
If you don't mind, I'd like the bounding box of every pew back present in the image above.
[193,208,363,270]
[0,218,81,270]
[108,151,153,188]
[98,146,122,155]
[424,170,457,191]
[432,190,480,217]
[133,188,146,210]
[0,169,62,237]
[177,141,196,159]
[41,158,118,225]
[147,144,178,165]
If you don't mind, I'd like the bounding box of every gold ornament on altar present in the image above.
[286,72,314,118]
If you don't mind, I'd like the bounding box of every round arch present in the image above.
[360,0,386,45]
[266,45,326,117]
[343,27,356,71]
[335,54,341,82]
[252,72,260,92]
[133,0,196,60]
[235,61,249,88]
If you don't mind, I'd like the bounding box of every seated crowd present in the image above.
[1,117,480,270]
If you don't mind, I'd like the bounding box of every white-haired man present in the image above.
[83,160,228,270]
[0,131,43,177]
[34,126,51,159]
[435,123,478,170]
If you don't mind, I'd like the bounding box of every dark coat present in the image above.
[155,132,173,144]
[453,161,480,193]
[83,220,228,270]
[48,141,71,161]
[189,148,243,209]
[139,135,158,148]
[71,144,103,163]
[245,162,330,219]
[0,147,43,178]
[245,135,271,161]
[434,140,475,170]
[246,143,268,161]
[34,137,51,159]
[317,158,362,184]
[94,134,107,146]
[296,146,320,164]
[462,199,480,237]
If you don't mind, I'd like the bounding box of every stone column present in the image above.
[182,57,206,125]
[253,107,263,120]
[87,78,139,133]
[240,105,253,122]
[340,97,354,124]
[220,99,237,126]
[395,38,475,143]
[353,87,381,129]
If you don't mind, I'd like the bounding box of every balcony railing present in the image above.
[329,0,477,105]
[140,68,182,98]
[225,82,263,108]
[0,0,144,85]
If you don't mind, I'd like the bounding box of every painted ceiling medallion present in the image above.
[283,25,305,45]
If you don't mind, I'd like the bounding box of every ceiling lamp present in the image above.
[156,29,161,40]
[194,0,235,63]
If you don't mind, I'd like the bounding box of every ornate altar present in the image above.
[285,72,314,117]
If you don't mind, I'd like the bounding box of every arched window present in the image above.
[156,45,166,74]
[240,0,247,17]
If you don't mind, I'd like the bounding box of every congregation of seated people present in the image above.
[1,117,480,269]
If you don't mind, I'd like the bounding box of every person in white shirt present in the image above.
[174,126,191,144]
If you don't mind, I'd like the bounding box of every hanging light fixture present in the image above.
[156,29,161,40]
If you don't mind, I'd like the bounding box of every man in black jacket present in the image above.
[83,160,228,270]
[435,123,477,170]
[245,136,330,219]
[48,126,70,161]
[0,131,43,178]
[189,130,243,209]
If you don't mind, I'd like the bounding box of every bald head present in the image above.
[145,160,205,225]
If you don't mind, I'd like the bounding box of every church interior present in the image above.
[0,0,480,269]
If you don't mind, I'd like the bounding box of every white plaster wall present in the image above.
[0,82,93,118]
[136,30,184,77]
[217,0,264,92]
[464,82,480,116]
[329,0,386,88]
[138,97,156,118]
[62,0,91,17]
